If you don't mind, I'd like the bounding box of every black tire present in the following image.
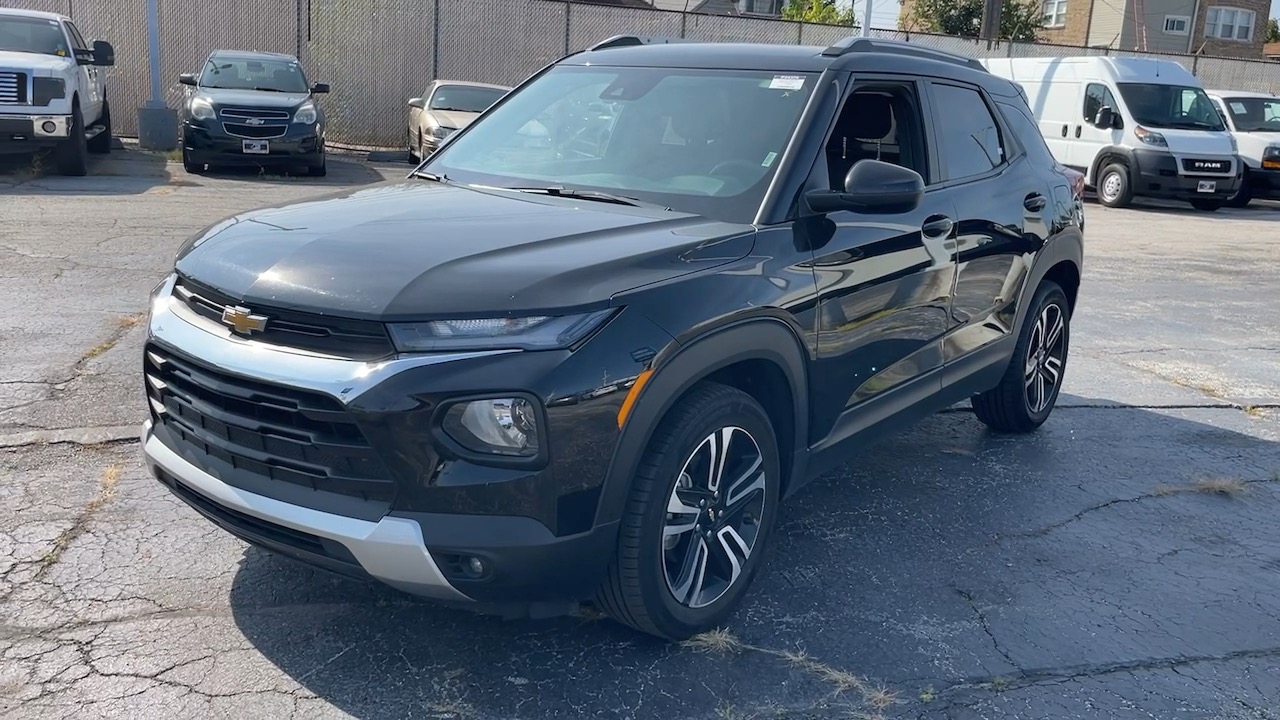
[408,129,419,163]
[87,100,112,154]
[972,281,1071,434]
[307,153,327,177]
[595,382,781,640]
[1225,171,1253,208]
[1096,162,1133,208]
[55,106,89,176]
[1189,198,1223,212]
[181,146,202,174]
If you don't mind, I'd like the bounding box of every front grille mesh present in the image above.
[0,71,28,104]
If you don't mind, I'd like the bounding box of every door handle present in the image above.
[921,215,954,239]
[1024,193,1047,212]
[1061,124,1068,137]
[1074,125,1082,138]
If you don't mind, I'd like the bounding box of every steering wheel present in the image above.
[709,159,759,178]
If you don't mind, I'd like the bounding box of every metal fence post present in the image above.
[137,0,177,149]
[680,10,687,39]
[564,0,571,55]
[796,22,803,45]
[432,0,440,80]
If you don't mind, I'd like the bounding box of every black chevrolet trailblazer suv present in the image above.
[141,36,1085,640]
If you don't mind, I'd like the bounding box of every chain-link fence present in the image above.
[3,0,1278,146]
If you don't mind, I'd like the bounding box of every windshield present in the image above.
[1116,83,1226,131]
[430,85,507,114]
[1221,96,1280,132]
[199,57,308,93]
[423,65,815,223]
[0,16,69,57]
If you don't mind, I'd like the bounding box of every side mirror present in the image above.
[179,73,197,87]
[1094,105,1119,129]
[311,82,330,94]
[805,160,924,215]
[408,97,426,109]
[91,40,115,67]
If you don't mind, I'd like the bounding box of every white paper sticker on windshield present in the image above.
[1229,102,1247,113]
[762,151,778,167]
[769,75,805,91]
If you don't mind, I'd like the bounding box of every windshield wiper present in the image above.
[408,169,450,183]
[252,87,288,93]
[498,186,664,209]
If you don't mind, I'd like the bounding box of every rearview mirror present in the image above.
[92,40,115,67]
[408,97,426,109]
[179,73,197,86]
[1094,105,1120,129]
[805,160,924,215]
[311,82,330,94]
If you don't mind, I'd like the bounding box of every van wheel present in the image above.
[1096,163,1132,208]
[1225,173,1252,208]
[1189,198,1223,212]
[595,383,780,640]
[972,281,1070,434]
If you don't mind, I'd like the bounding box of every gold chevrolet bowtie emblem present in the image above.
[221,305,268,335]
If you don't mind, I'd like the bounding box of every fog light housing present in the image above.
[441,397,540,458]
[41,121,57,134]
[465,556,485,577]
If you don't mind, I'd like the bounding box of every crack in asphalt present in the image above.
[954,588,1019,671]
[31,465,122,582]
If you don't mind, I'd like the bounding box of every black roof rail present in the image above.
[589,35,688,51]
[821,36,988,73]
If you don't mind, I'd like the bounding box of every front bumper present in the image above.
[139,275,651,606]
[0,114,71,152]
[1132,149,1240,201]
[1247,165,1280,198]
[183,119,323,166]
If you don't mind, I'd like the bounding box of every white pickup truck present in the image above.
[0,8,115,176]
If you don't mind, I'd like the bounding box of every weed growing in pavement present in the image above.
[1155,477,1248,498]
[35,464,121,578]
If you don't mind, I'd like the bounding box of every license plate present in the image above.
[242,140,269,155]
[1196,180,1216,193]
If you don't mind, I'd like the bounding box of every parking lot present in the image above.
[1,149,1278,720]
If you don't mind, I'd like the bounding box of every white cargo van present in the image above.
[1206,89,1280,207]
[981,56,1240,211]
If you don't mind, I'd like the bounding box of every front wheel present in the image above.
[1190,198,1224,212]
[55,106,89,176]
[596,383,780,640]
[1096,163,1133,208]
[1225,172,1252,208]
[972,281,1071,433]
[87,101,112,154]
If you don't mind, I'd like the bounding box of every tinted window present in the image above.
[1116,83,1225,131]
[0,15,70,57]
[932,83,1004,181]
[65,21,88,52]
[1083,83,1119,124]
[199,57,309,94]
[997,99,1057,168]
[1221,96,1280,132]
[430,85,507,114]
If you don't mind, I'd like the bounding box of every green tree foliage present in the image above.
[905,0,1042,42]
[782,0,858,27]
[1265,17,1279,43]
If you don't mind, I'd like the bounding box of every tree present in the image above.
[904,0,1043,43]
[1266,17,1279,43]
[782,0,858,27]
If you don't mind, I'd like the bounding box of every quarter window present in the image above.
[1041,0,1068,27]
[1162,15,1190,35]
[932,84,1005,181]
[1205,7,1255,41]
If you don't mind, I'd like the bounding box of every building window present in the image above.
[1042,0,1068,27]
[1204,7,1256,41]
[1163,15,1190,34]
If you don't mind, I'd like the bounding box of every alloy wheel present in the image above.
[662,426,767,609]
[1024,302,1067,414]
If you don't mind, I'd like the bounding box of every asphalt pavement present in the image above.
[2,149,1278,720]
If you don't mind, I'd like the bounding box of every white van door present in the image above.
[1022,80,1079,168]
[1071,82,1125,178]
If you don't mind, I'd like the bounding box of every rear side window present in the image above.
[997,99,1058,168]
[1083,83,1119,123]
[931,83,1005,181]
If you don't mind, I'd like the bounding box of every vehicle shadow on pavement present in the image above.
[0,146,171,196]
[226,400,1280,719]
[188,155,385,187]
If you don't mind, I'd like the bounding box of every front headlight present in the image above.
[293,100,317,125]
[1228,134,1238,152]
[1134,125,1167,147]
[189,97,215,121]
[431,125,456,140]
[387,310,615,352]
[32,77,66,105]
[1264,146,1280,168]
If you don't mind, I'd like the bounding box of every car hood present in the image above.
[174,181,755,320]
[427,109,481,129]
[0,50,73,75]
[1156,128,1236,157]
[198,87,311,109]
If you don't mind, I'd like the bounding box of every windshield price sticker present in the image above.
[769,75,805,91]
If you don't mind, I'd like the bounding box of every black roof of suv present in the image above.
[143,34,1084,641]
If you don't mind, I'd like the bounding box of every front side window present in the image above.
[199,57,309,93]
[430,85,507,114]
[0,16,71,57]
[1083,83,1120,124]
[1042,0,1068,27]
[425,65,816,223]
[1205,7,1255,40]
[1116,83,1226,131]
[931,83,1005,181]
[1221,96,1280,132]
[64,21,89,52]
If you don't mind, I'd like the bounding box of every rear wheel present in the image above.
[972,281,1070,433]
[87,100,112,154]
[55,106,89,176]
[596,383,780,640]
[1189,198,1223,212]
[1096,163,1132,208]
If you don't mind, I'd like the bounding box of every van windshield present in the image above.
[1116,83,1226,131]
[1221,96,1280,133]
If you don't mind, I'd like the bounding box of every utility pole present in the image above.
[137,0,177,149]
[860,0,873,36]
[979,0,1003,48]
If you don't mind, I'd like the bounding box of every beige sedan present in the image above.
[407,80,510,161]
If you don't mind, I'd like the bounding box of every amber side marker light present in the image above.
[616,369,654,429]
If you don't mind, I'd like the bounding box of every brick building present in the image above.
[898,0,1275,59]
